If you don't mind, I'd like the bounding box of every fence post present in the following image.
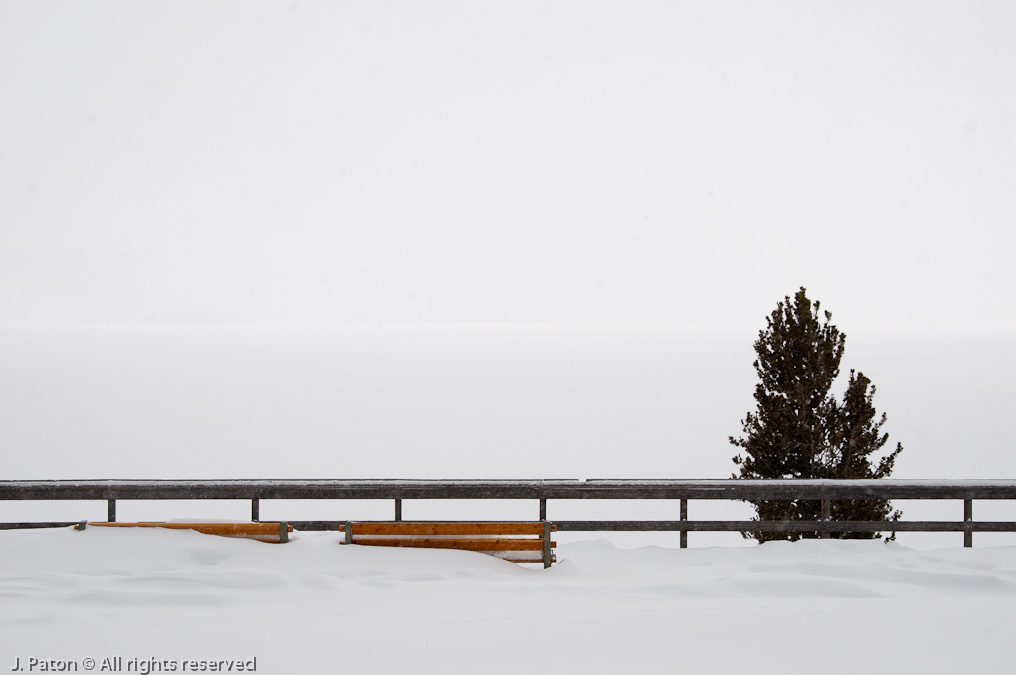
[395,499,402,522]
[539,498,547,521]
[279,521,289,544]
[821,499,830,539]
[680,499,688,548]
[251,498,260,522]
[964,499,973,548]
[107,499,116,523]
[344,521,353,545]
[543,521,552,569]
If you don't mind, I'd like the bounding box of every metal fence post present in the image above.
[543,521,552,569]
[344,521,353,545]
[680,499,688,549]
[251,498,260,522]
[107,499,116,523]
[821,499,830,539]
[395,499,402,522]
[539,498,547,521]
[279,521,289,544]
[964,499,973,548]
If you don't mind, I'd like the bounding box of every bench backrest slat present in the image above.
[340,522,552,536]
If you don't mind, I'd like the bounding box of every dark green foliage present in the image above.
[730,288,902,542]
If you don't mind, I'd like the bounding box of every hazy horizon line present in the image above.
[3,320,1016,337]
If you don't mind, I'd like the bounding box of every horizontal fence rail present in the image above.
[4,479,1016,500]
[2,479,1014,548]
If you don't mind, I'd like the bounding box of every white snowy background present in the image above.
[2,1,1016,672]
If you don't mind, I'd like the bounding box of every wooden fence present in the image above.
[3,479,1015,548]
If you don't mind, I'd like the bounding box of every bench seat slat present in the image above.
[87,522,293,536]
[350,538,556,551]
[494,553,558,564]
[339,522,553,536]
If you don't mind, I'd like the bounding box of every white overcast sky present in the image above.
[2,1,1014,328]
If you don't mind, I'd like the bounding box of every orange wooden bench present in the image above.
[339,521,556,567]
[77,521,293,543]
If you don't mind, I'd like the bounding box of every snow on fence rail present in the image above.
[3,479,1015,547]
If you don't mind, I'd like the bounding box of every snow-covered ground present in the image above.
[3,525,1014,674]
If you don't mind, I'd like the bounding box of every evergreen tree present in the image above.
[730,288,902,542]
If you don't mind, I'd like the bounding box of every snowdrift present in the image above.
[2,527,1013,673]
